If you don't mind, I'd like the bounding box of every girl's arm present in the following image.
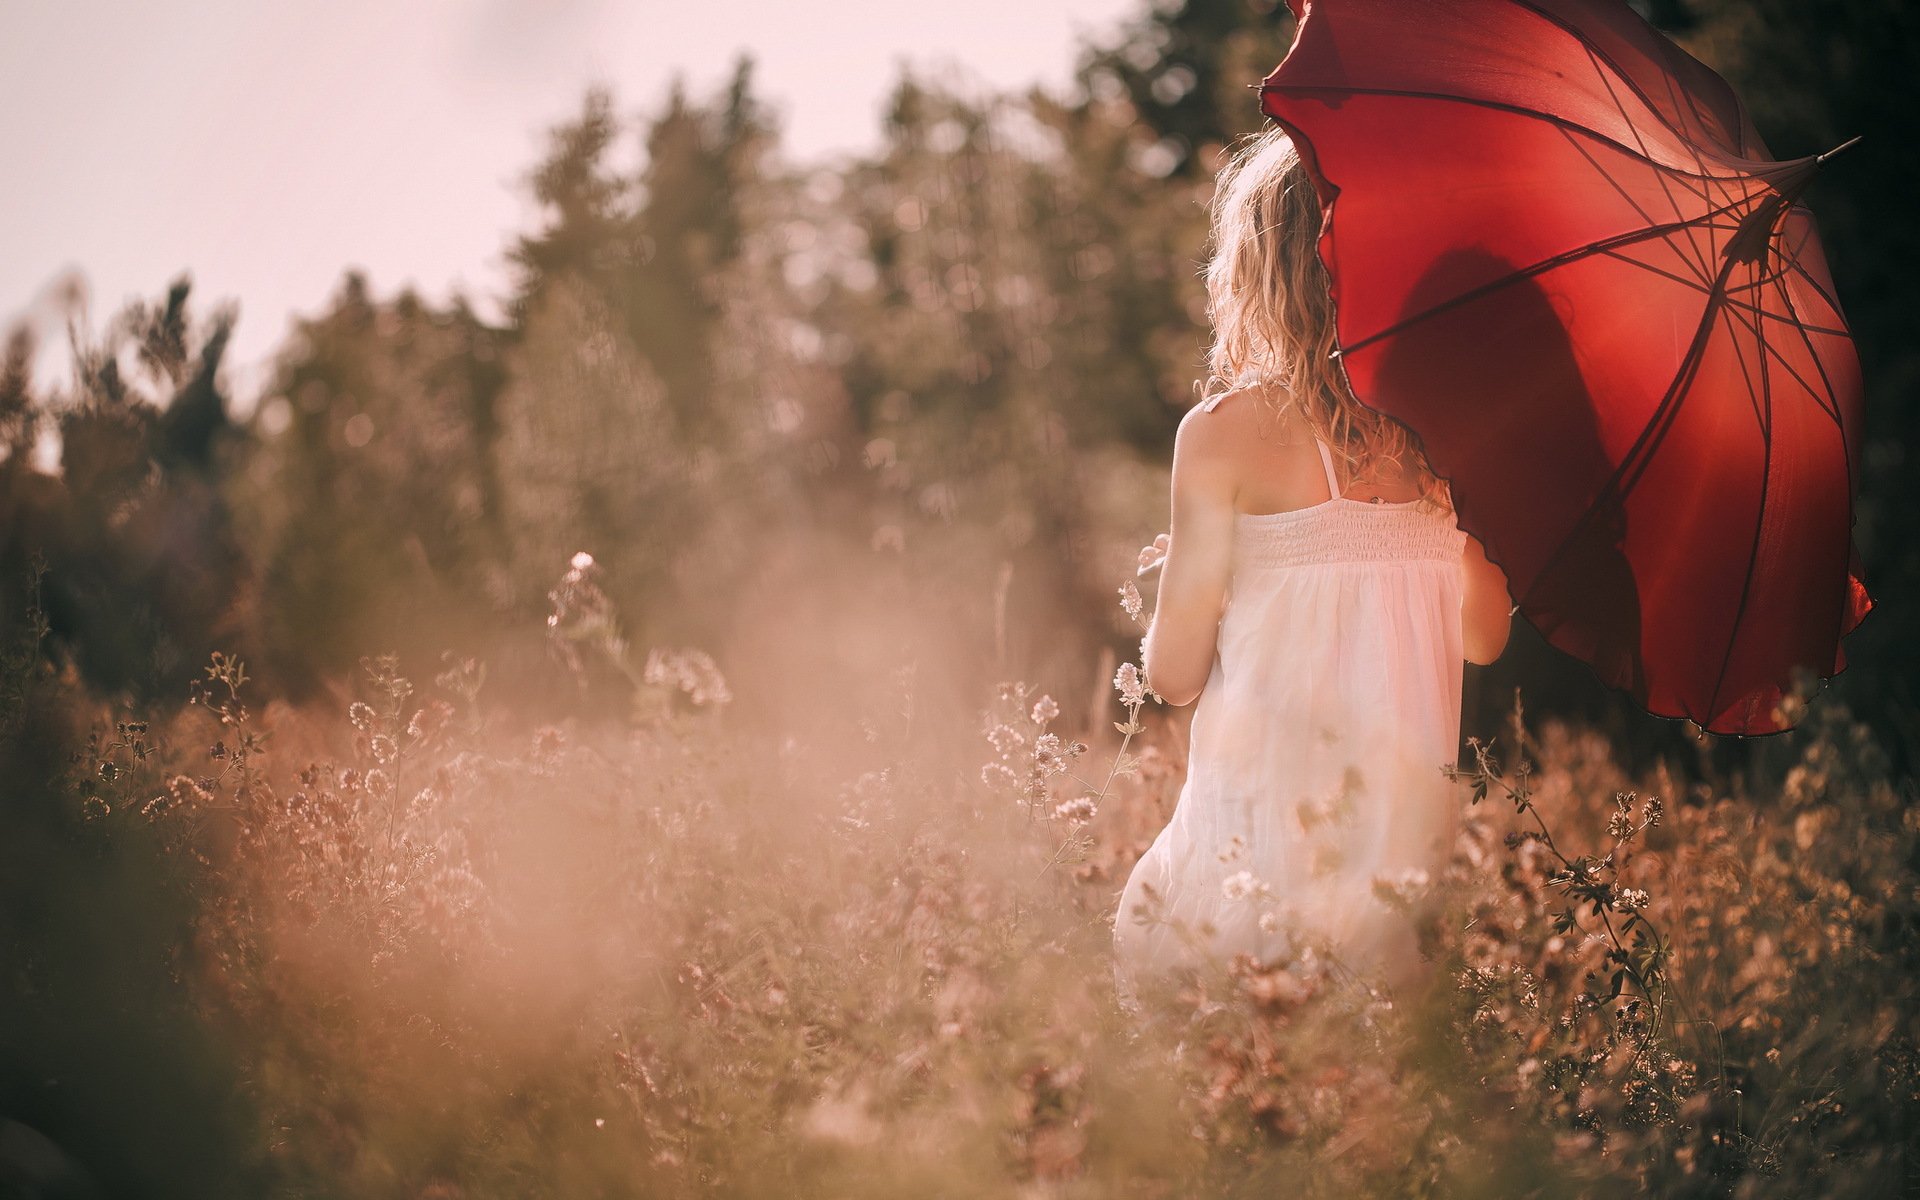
[1142,408,1238,706]
[1462,533,1513,666]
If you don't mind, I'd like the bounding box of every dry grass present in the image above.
[27,559,1902,1198]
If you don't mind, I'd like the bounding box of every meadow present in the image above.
[6,548,1916,1196]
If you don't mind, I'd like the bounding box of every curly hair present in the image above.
[1202,126,1447,504]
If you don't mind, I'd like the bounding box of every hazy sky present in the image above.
[2,0,1133,402]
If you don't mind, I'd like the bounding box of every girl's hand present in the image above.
[1137,533,1170,577]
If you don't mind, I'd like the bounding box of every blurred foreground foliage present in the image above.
[0,563,1914,1197]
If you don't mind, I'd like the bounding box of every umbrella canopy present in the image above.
[1258,0,1872,735]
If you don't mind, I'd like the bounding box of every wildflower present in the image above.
[406,786,442,821]
[986,724,1024,757]
[981,762,1018,790]
[366,769,394,798]
[1642,795,1664,827]
[142,773,216,819]
[1372,867,1432,911]
[1030,694,1060,725]
[407,701,454,743]
[1222,870,1268,902]
[1114,663,1147,707]
[548,557,616,636]
[348,701,376,731]
[1258,910,1282,934]
[370,734,399,765]
[1119,579,1144,621]
[1034,733,1068,778]
[1614,887,1650,912]
[1607,810,1633,840]
[644,648,734,707]
[1054,796,1097,823]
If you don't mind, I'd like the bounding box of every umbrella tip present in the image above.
[1817,135,1863,164]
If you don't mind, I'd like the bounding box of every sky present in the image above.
[1,0,1134,405]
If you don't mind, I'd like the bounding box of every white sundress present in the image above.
[1113,421,1469,996]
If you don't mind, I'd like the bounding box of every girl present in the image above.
[1113,128,1513,998]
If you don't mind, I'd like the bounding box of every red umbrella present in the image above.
[1258,0,1872,735]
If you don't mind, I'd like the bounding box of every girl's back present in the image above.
[1113,127,1510,1001]
[1114,385,1469,994]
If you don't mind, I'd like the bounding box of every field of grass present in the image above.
[4,554,1912,1199]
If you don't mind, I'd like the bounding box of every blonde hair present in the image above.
[1202,127,1446,504]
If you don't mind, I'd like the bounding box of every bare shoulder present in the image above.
[1178,384,1307,464]
[1171,392,1245,497]
[1189,382,1308,435]
[1175,393,1236,468]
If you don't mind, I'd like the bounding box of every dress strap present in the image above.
[1312,438,1343,501]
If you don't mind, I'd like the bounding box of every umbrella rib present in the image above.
[1566,36,1720,284]
[1586,247,1842,361]
[1718,254,1845,429]
[1509,0,1738,172]
[1725,268,1788,296]
[1515,220,1757,625]
[1718,268,1771,431]
[1785,257,1847,322]
[1759,334,1843,425]
[1720,296,1844,425]
[1593,247,1709,293]
[1708,266,1827,413]
[1769,260,1862,597]
[1339,192,1755,356]
[1657,48,1741,157]
[1557,127,1715,288]
[1767,211,1850,318]
[1768,258,1852,445]
[1737,306,1848,340]
[1587,248,1843,346]
[1267,84,1753,184]
[1722,269,1849,334]
[1702,285,1775,724]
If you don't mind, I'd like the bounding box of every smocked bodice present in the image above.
[1234,499,1467,570]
